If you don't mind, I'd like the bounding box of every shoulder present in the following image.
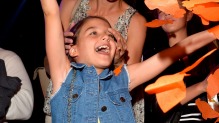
[131,12,147,26]
[121,1,147,23]
[0,48,20,62]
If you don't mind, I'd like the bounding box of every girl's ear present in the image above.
[186,11,193,22]
[69,46,78,57]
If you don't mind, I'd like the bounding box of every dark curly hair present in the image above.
[69,16,111,45]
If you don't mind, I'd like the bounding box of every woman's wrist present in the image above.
[197,79,208,93]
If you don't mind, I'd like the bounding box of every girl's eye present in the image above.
[108,34,117,42]
[90,31,97,35]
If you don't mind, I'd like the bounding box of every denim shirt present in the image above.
[50,62,136,123]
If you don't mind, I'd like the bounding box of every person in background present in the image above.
[0,48,34,122]
[143,5,219,123]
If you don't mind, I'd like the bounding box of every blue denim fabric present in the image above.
[50,62,136,123]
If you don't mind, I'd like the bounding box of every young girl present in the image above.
[40,0,218,122]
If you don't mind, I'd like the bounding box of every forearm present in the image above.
[180,80,207,105]
[40,0,59,16]
[178,30,216,55]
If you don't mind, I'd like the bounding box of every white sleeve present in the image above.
[123,65,131,90]
[0,49,34,120]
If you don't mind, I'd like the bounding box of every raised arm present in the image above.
[128,29,216,90]
[40,0,71,93]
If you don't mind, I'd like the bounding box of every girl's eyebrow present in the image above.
[85,26,96,32]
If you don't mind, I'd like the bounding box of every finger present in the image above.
[65,44,73,54]
[117,38,127,55]
[64,31,74,37]
[107,29,122,47]
[64,37,73,44]
[65,49,69,54]
[108,28,121,41]
[114,49,121,61]
[64,45,72,50]
[108,28,126,49]
[116,38,122,49]
[0,59,7,77]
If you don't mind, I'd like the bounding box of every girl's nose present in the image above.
[102,36,110,42]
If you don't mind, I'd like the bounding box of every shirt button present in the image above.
[120,97,126,102]
[101,106,107,112]
[88,70,93,73]
[72,94,78,98]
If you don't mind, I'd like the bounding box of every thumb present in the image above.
[0,59,7,77]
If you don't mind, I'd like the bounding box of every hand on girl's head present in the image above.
[107,28,127,65]
[64,22,76,54]
[64,31,74,54]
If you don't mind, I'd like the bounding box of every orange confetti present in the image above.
[182,0,219,10]
[145,49,217,113]
[156,82,186,113]
[144,0,186,18]
[180,49,217,73]
[144,0,219,26]
[208,25,219,39]
[144,19,173,28]
[207,67,219,99]
[195,98,219,120]
[145,73,187,113]
[193,3,219,21]
[113,64,123,76]
[145,74,186,94]
[200,15,210,25]
[182,1,219,25]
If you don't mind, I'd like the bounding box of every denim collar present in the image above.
[70,62,113,79]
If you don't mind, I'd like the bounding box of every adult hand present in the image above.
[108,28,127,67]
[64,22,75,54]
[64,31,74,54]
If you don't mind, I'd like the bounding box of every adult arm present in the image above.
[128,29,216,90]
[126,12,147,65]
[0,50,34,120]
[180,79,207,105]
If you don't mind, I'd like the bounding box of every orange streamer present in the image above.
[145,49,217,113]
[195,98,219,120]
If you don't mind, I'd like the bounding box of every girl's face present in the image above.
[73,18,117,72]
[158,10,189,34]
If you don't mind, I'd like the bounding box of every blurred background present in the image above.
[0,0,49,122]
